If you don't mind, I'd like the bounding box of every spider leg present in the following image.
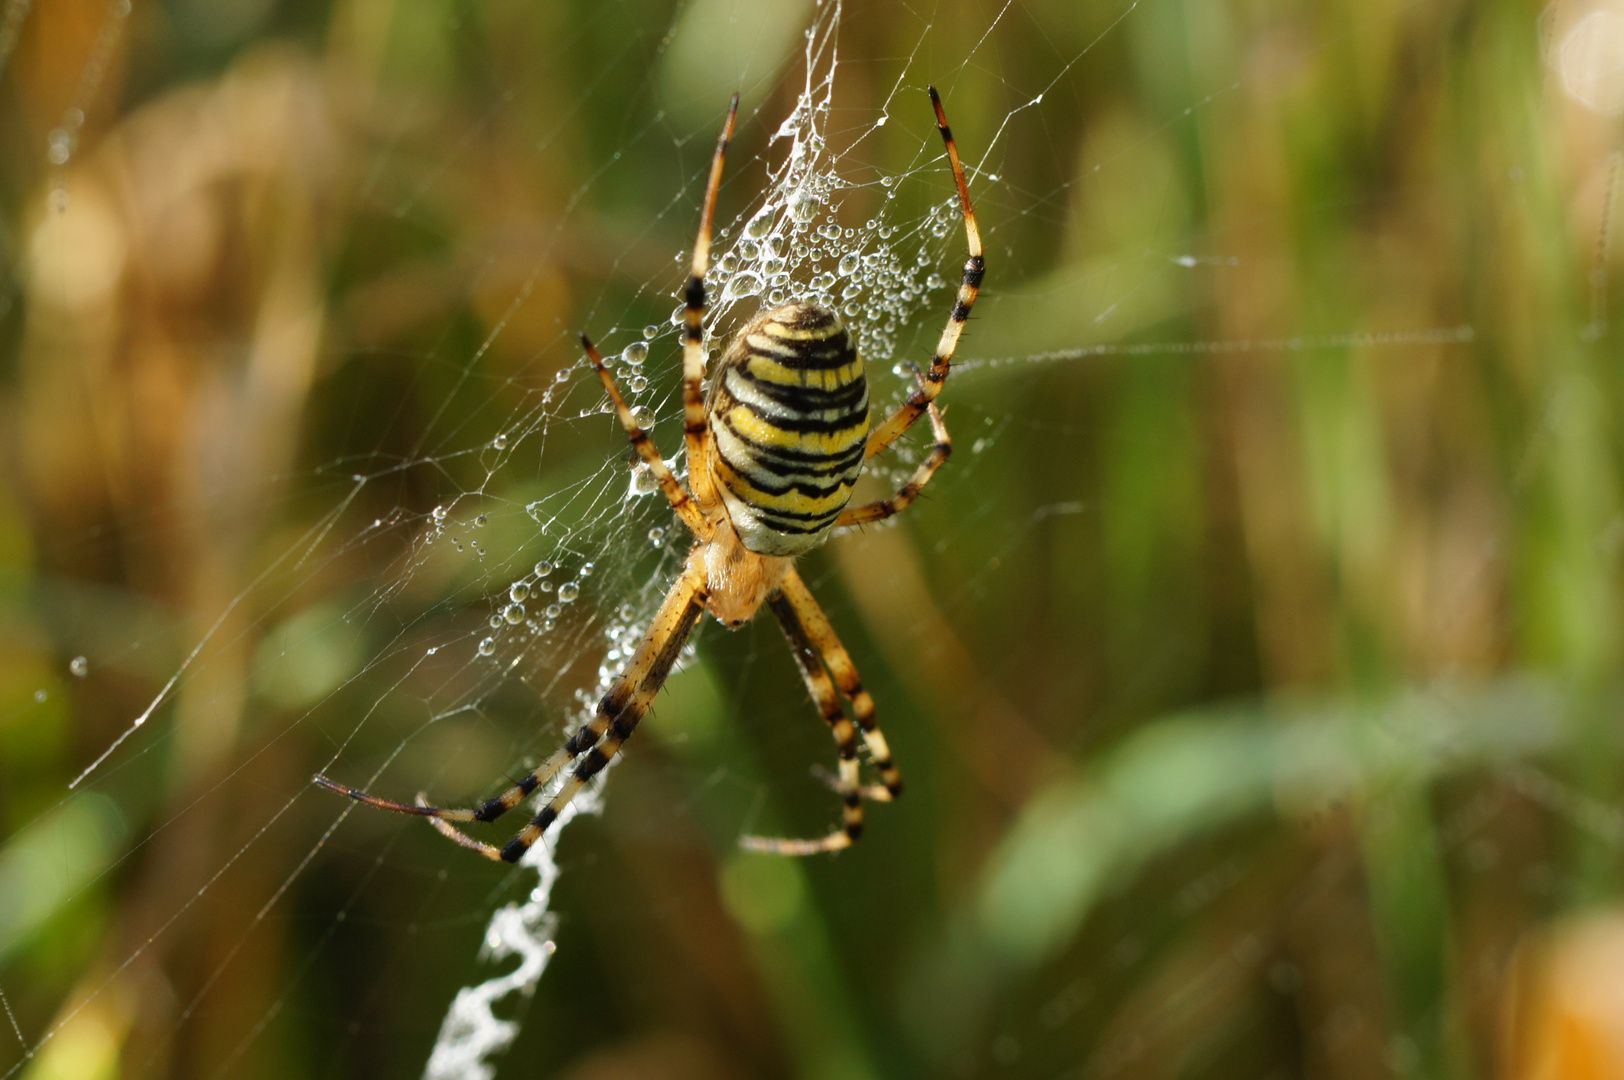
[314,556,710,862]
[582,333,710,538]
[738,568,902,856]
[835,402,950,528]
[314,717,620,855]
[810,764,893,803]
[863,86,983,462]
[682,94,739,515]
[492,555,710,863]
[774,568,902,795]
[738,592,871,855]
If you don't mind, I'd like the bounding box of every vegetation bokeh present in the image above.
[3,0,1624,1077]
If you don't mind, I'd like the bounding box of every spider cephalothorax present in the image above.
[316,86,982,860]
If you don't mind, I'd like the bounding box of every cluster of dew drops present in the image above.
[687,172,958,376]
[654,93,962,391]
[477,557,591,658]
[417,503,601,661]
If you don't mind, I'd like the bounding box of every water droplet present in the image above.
[534,560,553,576]
[789,190,820,222]
[492,433,509,449]
[545,604,563,620]
[880,176,894,188]
[643,324,659,340]
[817,223,840,240]
[558,582,581,602]
[510,583,531,603]
[628,375,648,393]
[48,188,69,212]
[34,689,47,703]
[926,273,946,289]
[649,526,666,543]
[719,253,739,273]
[69,656,88,677]
[46,128,74,165]
[490,614,504,629]
[621,341,649,366]
[618,603,638,622]
[628,463,660,496]
[767,288,786,305]
[838,253,860,276]
[473,514,488,527]
[555,367,572,382]
[724,272,764,300]
[432,505,448,522]
[738,239,761,261]
[764,236,784,259]
[631,405,655,428]
[580,562,594,576]
[745,211,774,238]
[478,637,496,657]
[503,603,526,624]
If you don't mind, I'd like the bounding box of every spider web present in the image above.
[0,0,1600,1078]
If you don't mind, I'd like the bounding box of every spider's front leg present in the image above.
[740,568,902,856]
[316,559,711,862]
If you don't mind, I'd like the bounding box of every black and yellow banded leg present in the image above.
[491,558,711,863]
[837,403,951,528]
[682,95,739,514]
[315,559,711,863]
[581,333,710,539]
[776,568,904,798]
[738,593,871,855]
[865,86,984,461]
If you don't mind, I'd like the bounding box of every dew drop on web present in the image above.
[724,272,764,301]
[789,189,820,222]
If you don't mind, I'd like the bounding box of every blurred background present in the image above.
[4,0,1624,1077]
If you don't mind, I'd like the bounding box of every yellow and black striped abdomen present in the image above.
[708,304,869,556]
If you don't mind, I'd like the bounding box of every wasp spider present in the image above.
[316,87,983,860]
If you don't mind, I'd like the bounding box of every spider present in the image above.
[315,86,983,861]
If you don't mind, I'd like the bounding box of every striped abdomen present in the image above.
[708,304,869,556]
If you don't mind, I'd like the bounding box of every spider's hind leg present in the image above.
[582,334,709,537]
[837,402,951,529]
